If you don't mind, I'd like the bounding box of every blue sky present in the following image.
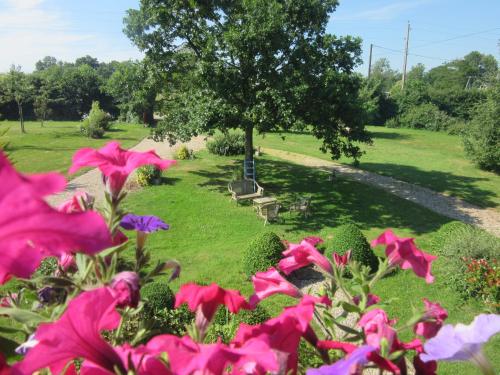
[0,0,498,73]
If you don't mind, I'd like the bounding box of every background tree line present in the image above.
[360,51,499,172]
[0,55,158,126]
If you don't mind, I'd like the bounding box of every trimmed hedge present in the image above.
[141,281,176,314]
[140,281,194,338]
[242,232,285,277]
[327,224,379,272]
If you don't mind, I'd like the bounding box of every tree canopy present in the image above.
[124,0,370,162]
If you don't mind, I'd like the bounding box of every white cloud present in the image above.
[333,0,431,21]
[0,0,141,72]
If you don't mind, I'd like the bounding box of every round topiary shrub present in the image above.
[141,281,176,316]
[327,224,379,272]
[431,221,470,254]
[136,165,162,186]
[243,232,285,277]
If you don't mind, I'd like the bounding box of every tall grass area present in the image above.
[122,151,498,374]
[0,121,149,174]
[255,126,500,210]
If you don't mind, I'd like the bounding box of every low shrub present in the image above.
[141,281,194,337]
[141,281,176,315]
[431,221,470,253]
[136,165,162,186]
[176,145,191,160]
[387,103,456,131]
[35,257,58,276]
[207,305,271,343]
[207,130,245,156]
[243,232,285,277]
[80,101,111,138]
[439,226,500,310]
[462,90,500,172]
[327,224,379,272]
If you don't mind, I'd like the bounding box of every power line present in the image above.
[412,27,500,49]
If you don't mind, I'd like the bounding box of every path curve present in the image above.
[263,148,500,237]
[48,136,206,207]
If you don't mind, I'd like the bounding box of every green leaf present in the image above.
[98,242,129,258]
[341,301,361,313]
[0,324,24,334]
[0,307,47,325]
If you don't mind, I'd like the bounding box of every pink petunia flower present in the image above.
[278,239,333,275]
[58,253,76,272]
[147,334,278,375]
[358,309,397,350]
[57,191,94,213]
[15,288,125,374]
[414,298,448,339]
[110,272,141,308]
[175,283,252,335]
[232,296,321,373]
[0,154,112,284]
[0,151,66,199]
[353,293,381,308]
[332,250,351,267]
[249,267,302,306]
[371,230,437,283]
[69,142,176,198]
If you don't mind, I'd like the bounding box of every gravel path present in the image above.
[263,148,500,237]
[48,136,206,207]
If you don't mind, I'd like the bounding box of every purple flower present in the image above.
[306,345,375,375]
[120,214,169,233]
[15,334,38,356]
[422,314,500,364]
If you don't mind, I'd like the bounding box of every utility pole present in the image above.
[368,43,373,79]
[401,21,411,89]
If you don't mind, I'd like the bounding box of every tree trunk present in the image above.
[18,103,25,133]
[244,124,254,162]
[142,109,154,127]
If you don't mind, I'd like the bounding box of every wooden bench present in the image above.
[228,179,264,203]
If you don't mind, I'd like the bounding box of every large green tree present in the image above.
[105,60,159,125]
[124,0,370,163]
[0,66,33,133]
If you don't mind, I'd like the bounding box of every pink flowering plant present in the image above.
[0,143,499,375]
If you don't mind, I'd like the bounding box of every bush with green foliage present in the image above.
[327,224,379,272]
[207,130,245,156]
[431,221,470,253]
[140,281,194,337]
[243,232,285,277]
[141,281,176,314]
[207,305,271,344]
[387,103,456,131]
[80,101,111,138]
[136,165,162,186]
[462,89,500,172]
[175,145,191,160]
[438,225,500,309]
[35,257,58,276]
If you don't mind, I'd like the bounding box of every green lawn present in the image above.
[122,151,499,374]
[0,120,149,174]
[255,126,500,210]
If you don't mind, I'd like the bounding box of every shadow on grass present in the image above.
[359,162,496,208]
[368,130,412,140]
[190,157,450,235]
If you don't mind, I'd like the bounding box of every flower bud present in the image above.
[110,271,140,308]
